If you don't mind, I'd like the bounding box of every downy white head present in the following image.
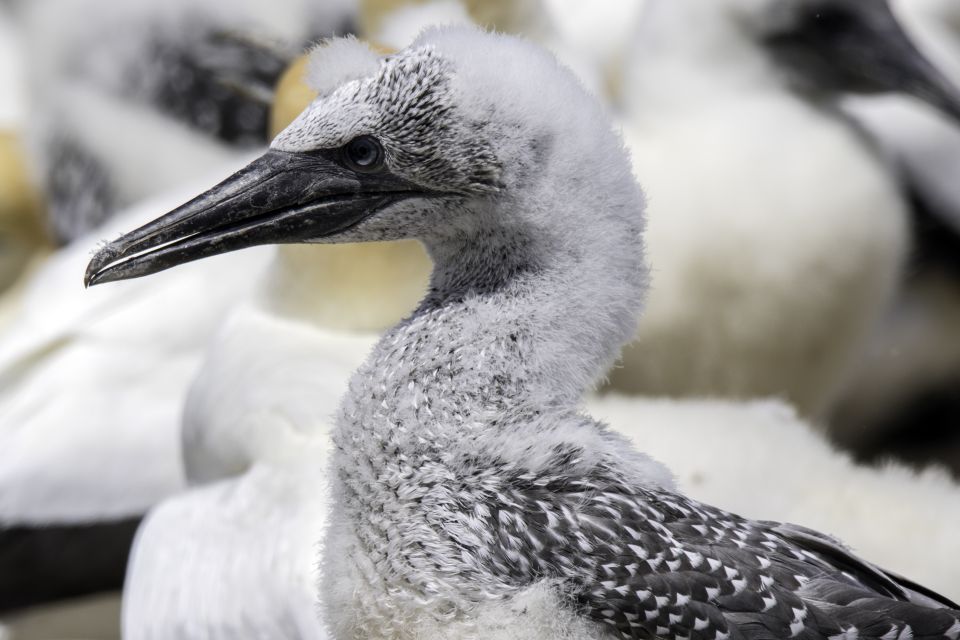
[86,29,649,403]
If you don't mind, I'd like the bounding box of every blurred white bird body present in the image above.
[610,0,912,418]
[123,300,380,639]
[122,236,437,637]
[0,0,355,609]
[0,165,272,523]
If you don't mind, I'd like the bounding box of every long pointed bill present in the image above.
[765,0,960,124]
[84,150,430,287]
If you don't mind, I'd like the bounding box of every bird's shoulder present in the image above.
[461,455,960,640]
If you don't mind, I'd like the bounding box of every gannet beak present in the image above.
[84,150,430,287]
[765,0,960,123]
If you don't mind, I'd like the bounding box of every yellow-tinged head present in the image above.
[264,48,431,333]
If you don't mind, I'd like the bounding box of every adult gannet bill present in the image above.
[88,26,960,639]
[833,0,960,473]
[608,0,960,420]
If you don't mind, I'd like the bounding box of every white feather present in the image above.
[0,163,271,523]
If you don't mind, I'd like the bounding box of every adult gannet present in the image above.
[833,0,960,473]
[361,0,641,97]
[0,0,354,611]
[13,0,356,242]
[0,168,273,612]
[607,0,960,420]
[88,26,960,639]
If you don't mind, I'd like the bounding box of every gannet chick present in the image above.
[608,0,960,419]
[88,26,959,639]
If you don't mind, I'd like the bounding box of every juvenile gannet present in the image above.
[608,0,960,419]
[88,26,960,639]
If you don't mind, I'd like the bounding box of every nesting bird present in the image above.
[608,0,960,420]
[88,26,960,639]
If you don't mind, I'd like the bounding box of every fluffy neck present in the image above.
[334,191,646,455]
[256,241,432,332]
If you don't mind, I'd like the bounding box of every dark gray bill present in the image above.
[84,149,430,287]
[765,0,960,123]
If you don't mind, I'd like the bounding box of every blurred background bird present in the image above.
[0,0,353,632]
[608,0,960,424]
[0,0,959,638]
[834,0,960,476]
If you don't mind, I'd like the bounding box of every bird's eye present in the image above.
[342,136,385,173]
[806,5,855,35]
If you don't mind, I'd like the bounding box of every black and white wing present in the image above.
[486,469,960,640]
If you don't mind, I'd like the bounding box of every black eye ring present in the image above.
[342,135,385,173]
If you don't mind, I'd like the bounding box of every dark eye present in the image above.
[806,4,855,35]
[342,135,385,173]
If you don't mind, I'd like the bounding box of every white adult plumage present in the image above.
[608,0,960,421]
[0,165,272,610]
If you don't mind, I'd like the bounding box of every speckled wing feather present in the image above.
[484,466,960,640]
